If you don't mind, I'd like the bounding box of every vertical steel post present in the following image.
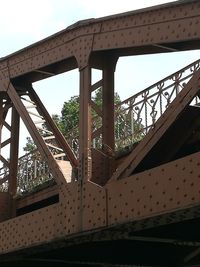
[79,66,92,181]
[102,57,118,153]
[9,106,20,216]
[101,57,118,179]
[102,59,116,152]
[0,96,3,153]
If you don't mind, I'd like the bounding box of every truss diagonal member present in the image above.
[28,86,78,169]
[0,155,9,168]
[90,79,103,93]
[0,175,8,186]
[92,126,102,139]
[2,101,12,113]
[6,83,72,191]
[3,121,11,131]
[90,100,103,117]
[109,68,200,182]
[0,98,12,132]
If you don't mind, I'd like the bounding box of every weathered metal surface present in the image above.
[0,1,199,78]
[82,181,106,231]
[0,193,9,222]
[0,181,81,254]
[106,151,200,225]
[78,66,92,181]
[0,1,200,265]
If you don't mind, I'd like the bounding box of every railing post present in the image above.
[78,66,92,181]
[130,100,134,142]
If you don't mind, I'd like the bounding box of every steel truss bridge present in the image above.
[0,0,200,266]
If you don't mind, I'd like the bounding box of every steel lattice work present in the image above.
[0,0,200,266]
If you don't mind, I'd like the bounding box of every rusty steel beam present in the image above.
[91,56,118,184]
[102,56,117,153]
[0,0,200,264]
[0,0,198,79]
[8,107,20,197]
[28,86,78,168]
[79,66,92,181]
[8,107,20,217]
[6,83,71,192]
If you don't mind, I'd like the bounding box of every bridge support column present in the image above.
[102,57,117,155]
[9,106,20,216]
[101,56,118,181]
[79,66,92,181]
[78,55,118,183]
[88,54,118,185]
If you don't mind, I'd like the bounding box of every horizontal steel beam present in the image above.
[0,0,199,80]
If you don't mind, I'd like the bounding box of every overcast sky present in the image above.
[0,0,199,154]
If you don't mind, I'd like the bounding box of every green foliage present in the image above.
[23,137,36,153]
[92,87,121,107]
[60,95,80,133]
[51,95,79,136]
[53,88,121,136]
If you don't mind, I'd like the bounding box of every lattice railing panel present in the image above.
[0,150,54,194]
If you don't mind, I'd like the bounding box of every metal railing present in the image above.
[0,150,53,195]
[0,59,199,193]
[66,58,200,154]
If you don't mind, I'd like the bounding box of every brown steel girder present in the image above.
[1,0,200,264]
[79,54,118,184]
[0,0,200,82]
[2,68,200,263]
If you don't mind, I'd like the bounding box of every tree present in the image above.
[23,137,36,153]
[54,88,121,136]
[53,96,79,135]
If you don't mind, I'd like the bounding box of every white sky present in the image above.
[0,0,199,154]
